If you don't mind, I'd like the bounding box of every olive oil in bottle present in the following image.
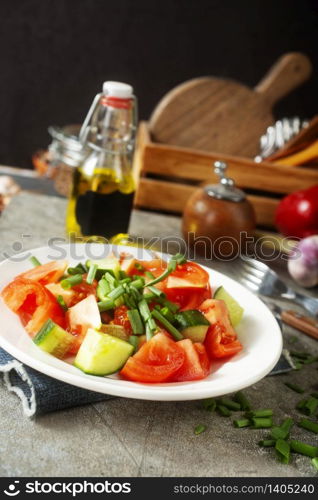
[66,81,137,241]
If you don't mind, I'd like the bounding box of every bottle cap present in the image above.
[103,81,133,99]
[204,161,246,202]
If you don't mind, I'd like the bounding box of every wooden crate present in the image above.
[133,122,318,228]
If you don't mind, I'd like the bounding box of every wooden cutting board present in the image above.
[149,53,312,157]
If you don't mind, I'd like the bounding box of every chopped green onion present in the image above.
[29,256,41,267]
[119,277,132,285]
[123,293,136,309]
[104,272,117,289]
[151,309,183,341]
[147,286,166,298]
[67,263,87,275]
[202,398,216,412]
[128,335,139,352]
[134,262,145,271]
[97,278,111,301]
[138,299,152,322]
[303,356,317,365]
[161,299,179,313]
[160,306,175,324]
[130,278,145,289]
[57,295,68,311]
[217,405,231,417]
[251,417,273,429]
[275,439,290,464]
[302,397,318,416]
[271,418,294,440]
[145,270,155,279]
[245,409,273,418]
[296,398,307,410]
[219,398,241,411]
[234,391,252,411]
[290,351,310,359]
[312,457,318,471]
[258,440,276,447]
[108,285,125,301]
[61,274,83,289]
[98,299,115,312]
[298,418,318,434]
[290,440,318,458]
[194,424,206,435]
[233,419,250,428]
[145,322,154,341]
[127,309,144,334]
[118,270,128,280]
[145,253,187,287]
[284,382,305,394]
[86,263,98,285]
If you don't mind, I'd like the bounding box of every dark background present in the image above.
[0,0,317,168]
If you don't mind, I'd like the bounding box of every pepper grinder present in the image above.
[182,161,256,258]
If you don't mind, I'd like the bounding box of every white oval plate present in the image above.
[0,244,282,401]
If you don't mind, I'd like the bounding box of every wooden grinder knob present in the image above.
[182,161,256,258]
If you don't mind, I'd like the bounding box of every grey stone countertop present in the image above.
[0,192,317,477]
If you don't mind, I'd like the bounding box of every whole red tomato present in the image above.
[275,186,318,238]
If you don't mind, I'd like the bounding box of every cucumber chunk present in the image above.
[175,310,210,342]
[87,254,121,279]
[74,328,134,376]
[214,286,244,326]
[33,319,74,359]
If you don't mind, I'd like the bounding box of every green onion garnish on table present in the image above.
[29,256,41,267]
[194,424,206,435]
[61,274,83,289]
[217,405,231,417]
[245,409,273,418]
[219,398,241,411]
[234,391,252,411]
[284,382,305,394]
[233,419,250,428]
[271,418,294,440]
[298,418,318,434]
[290,440,318,458]
[275,439,290,464]
[251,417,273,429]
[258,439,276,447]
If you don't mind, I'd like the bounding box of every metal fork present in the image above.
[233,257,318,317]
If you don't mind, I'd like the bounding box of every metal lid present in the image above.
[204,161,246,202]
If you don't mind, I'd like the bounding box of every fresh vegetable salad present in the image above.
[1,252,244,383]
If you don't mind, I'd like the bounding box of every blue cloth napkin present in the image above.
[0,348,111,417]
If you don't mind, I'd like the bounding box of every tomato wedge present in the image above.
[165,285,212,311]
[204,324,243,359]
[170,339,211,382]
[166,261,209,289]
[1,277,65,335]
[17,260,68,285]
[120,332,185,383]
[200,299,242,359]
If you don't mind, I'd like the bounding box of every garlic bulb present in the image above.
[288,235,318,288]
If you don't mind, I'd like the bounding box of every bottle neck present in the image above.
[101,96,133,109]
